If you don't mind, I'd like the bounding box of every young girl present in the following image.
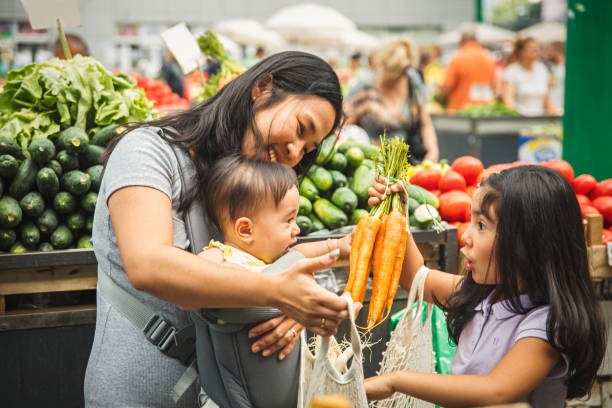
[195,154,353,408]
[365,165,606,406]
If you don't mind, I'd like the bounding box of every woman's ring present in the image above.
[320,317,326,328]
[289,328,298,338]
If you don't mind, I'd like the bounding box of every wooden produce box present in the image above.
[585,214,612,280]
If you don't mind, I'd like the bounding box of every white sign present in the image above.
[161,23,203,75]
[20,0,81,29]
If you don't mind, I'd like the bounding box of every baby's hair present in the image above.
[204,154,298,230]
[443,165,606,398]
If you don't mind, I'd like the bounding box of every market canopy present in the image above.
[437,22,516,47]
[519,21,566,43]
[212,19,286,50]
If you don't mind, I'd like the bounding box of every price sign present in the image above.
[20,0,81,29]
[161,23,203,75]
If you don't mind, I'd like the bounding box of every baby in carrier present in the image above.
[193,154,351,408]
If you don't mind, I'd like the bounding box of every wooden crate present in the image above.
[585,215,612,280]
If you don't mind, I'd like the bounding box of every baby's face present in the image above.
[249,186,301,264]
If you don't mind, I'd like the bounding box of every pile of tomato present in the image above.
[130,73,190,110]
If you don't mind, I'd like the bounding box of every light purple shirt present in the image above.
[451,292,568,407]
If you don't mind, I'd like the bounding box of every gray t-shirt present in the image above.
[84,127,201,407]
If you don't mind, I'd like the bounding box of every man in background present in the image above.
[441,30,496,112]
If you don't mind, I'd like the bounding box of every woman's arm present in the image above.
[108,185,350,336]
[502,81,516,109]
[366,337,561,407]
[419,106,439,162]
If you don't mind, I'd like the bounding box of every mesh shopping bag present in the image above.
[373,266,435,408]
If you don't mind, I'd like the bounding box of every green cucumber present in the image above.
[36,209,59,234]
[50,225,73,249]
[38,242,54,251]
[361,158,375,169]
[28,138,56,164]
[9,158,38,199]
[330,170,348,189]
[48,159,63,177]
[337,140,359,154]
[315,134,336,165]
[413,204,441,229]
[298,196,312,216]
[310,166,333,192]
[62,170,91,196]
[9,242,27,253]
[53,192,76,215]
[21,221,40,249]
[299,177,319,201]
[349,208,369,225]
[0,228,16,250]
[313,198,348,229]
[19,192,45,217]
[331,187,358,214]
[296,215,312,235]
[85,215,94,233]
[408,197,421,215]
[0,196,23,228]
[86,165,104,192]
[60,126,89,155]
[79,144,104,168]
[0,137,21,157]
[349,164,376,203]
[56,150,79,171]
[77,235,93,248]
[81,192,98,213]
[36,167,60,197]
[0,154,19,179]
[409,184,439,208]
[307,213,325,232]
[338,140,379,159]
[90,124,118,147]
[66,211,86,232]
[328,152,347,172]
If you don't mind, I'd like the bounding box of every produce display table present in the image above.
[431,114,562,167]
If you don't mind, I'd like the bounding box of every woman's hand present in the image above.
[365,374,396,401]
[367,175,404,208]
[337,231,354,257]
[248,315,302,360]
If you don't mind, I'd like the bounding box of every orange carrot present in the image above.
[369,214,388,317]
[350,216,381,304]
[344,216,367,298]
[384,214,409,319]
[367,210,403,328]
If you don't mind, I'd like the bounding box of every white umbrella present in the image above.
[212,19,286,49]
[338,29,381,51]
[265,3,356,44]
[519,22,566,43]
[437,22,516,47]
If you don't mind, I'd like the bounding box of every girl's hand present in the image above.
[365,374,395,401]
[368,175,404,207]
[248,315,302,360]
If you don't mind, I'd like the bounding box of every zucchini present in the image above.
[9,158,38,199]
[310,166,333,192]
[48,159,63,177]
[53,191,76,215]
[79,144,105,168]
[329,170,348,189]
[0,137,21,157]
[77,235,93,248]
[56,150,79,171]
[0,154,19,179]
[296,215,312,236]
[36,167,60,197]
[298,196,312,216]
[307,213,325,232]
[331,187,358,214]
[85,215,94,233]
[349,164,376,203]
[299,177,319,201]
[0,196,23,228]
[19,192,45,217]
[21,221,40,249]
[86,165,104,192]
[36,209,59,234]
[50,224,73,249]
[327,152,347,172]
[38,242,54,252]
[62,170,91,196]
[338,140,379,160]
[28,138,56,164]
[349,208,369,225]
[9,242,28,254]
[90,124,117,147]
[81,192,98,213]
[66,211,86,232]
[313,198,348,229]
[60,126,89,155]
[0,228,16,251]
[408,184,439,208]
[314,134,336,165]
[361,158,375,169]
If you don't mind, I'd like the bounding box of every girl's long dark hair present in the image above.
[444,165,606,398]
[103,51,343,213]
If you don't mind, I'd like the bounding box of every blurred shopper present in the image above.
[160,53,184,97]
[502,37,557,116]
[545,41,566,114]
[53,33,89,59]
[441,30,496,112]
[345,37,439,163]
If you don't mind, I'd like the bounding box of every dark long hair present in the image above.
[444,165,606,398]
[104,51,343,212]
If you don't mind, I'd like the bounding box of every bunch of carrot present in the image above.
[343,137,411,329]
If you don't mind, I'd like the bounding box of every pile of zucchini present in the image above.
[297,137,443,236]
[0,125,116,253]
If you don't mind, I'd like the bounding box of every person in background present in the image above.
[502,37,557,116]
[53,33,89,59]
[160,53,184,97]
[441,30,496,113]
[344,37,439,163]
[545,41,566,115]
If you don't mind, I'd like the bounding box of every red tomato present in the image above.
[438,190,472,222]
[575,194,592,207]
[451,156,484,186]
[439,169,467,193]
[592,197,612,226]
[590,179,612,199]
[580,205,600,218]
[476,163,513,184]
[466,185,478,197]
[603,229,612,244]
[573,174,597,195]
[457,222,470,247]
[410,168,442,191]
[540,159,574,184]
[430,189,441,197]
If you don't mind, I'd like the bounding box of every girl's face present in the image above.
[460,186,499,284]
[241,94,336,168]
[249,185,301,264]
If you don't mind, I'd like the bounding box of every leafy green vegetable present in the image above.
[197,31,246,100]
[455,102,520,117]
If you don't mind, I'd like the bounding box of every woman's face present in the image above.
[520,40,540,63]
[241,94,336,168]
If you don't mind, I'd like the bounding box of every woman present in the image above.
[84,51,352,407]
[502,37,558,116]
[344,37,439,163]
